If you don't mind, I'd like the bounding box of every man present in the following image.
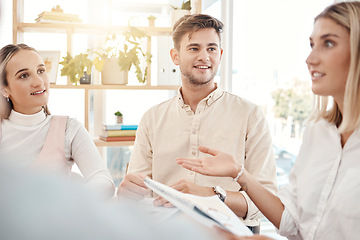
[117,14,277,230]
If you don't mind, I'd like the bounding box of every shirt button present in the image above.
[190,171,194,175]
[192,151,196,156]
[192,130,197,134]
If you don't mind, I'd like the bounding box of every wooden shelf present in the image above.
[94,138,134,147]
[17,22,172,36]
[50,84,180,90]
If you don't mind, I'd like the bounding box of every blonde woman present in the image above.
[0,44,115,199]
[177,2,360,239]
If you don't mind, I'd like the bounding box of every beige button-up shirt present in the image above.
[128,85,277,224]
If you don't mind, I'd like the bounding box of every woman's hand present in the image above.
[176,145,241,178]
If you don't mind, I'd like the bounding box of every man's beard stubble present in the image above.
[180,66,217,87]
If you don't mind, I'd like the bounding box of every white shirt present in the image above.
[0,110,115,199]
[278,119,360,240]
[128,85,278,225]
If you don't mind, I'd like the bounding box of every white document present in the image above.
[144,178,253,236]
[138,198,180,222]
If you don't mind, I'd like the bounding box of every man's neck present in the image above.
[181,82,217,113]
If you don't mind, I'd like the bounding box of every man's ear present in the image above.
[170,48,180,65]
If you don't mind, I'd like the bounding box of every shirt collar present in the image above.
[9,110,47,126]
[177,83,224,107]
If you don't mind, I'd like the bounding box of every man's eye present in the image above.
[309,42,314,49]
[189,48,198,51]
[208,48,216,51]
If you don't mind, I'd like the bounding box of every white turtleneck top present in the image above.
[0,110,115,199]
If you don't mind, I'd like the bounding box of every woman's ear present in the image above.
[0,88,9,99]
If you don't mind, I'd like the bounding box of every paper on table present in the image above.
[138,198,180,222]
[144,177,253,236]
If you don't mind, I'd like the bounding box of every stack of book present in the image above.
[35,11,82,23]
[100,124,138,142]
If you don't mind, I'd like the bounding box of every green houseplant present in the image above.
[170,1,191,26]
[114,111,123,124]
[59,52,93,85]
[171,0,191,10]
[147,15,156,27]
[94,27,152,84]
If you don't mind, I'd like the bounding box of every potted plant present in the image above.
[114,111,123,124]
[59,52,93,85]
[170,0,191,26]
[93,27,152,85]
[148,15,156,27]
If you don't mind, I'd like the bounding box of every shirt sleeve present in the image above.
[277,208,302,240]
[66,118,115,199]
[242,105,278,223]
[127,110,153,177]
[278,175,300,238]
[276,124,311,239]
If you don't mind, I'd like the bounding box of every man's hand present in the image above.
[153,179,214,207]
[117,173,151,200]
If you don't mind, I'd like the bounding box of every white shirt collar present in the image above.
[177,83,224,107]
[9,110,47,126]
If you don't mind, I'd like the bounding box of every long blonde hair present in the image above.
[310,1,360,133]
[0,43,50,118]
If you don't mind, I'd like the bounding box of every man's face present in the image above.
[171,28,223,86]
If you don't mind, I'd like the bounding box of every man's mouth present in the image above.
[194,65,211,69]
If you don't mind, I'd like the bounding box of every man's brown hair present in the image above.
[172,14,223,49]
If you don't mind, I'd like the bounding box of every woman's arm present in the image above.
[177,145,284,228]
[67,118,115,199]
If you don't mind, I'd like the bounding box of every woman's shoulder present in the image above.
[302,118,338,143]
[305,118,336,131]
[50,115,84,133]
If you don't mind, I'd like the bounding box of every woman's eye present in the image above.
[309,42,314,49]
[38,68,45,74]
[325,40,334,48]
[20,73,28,79]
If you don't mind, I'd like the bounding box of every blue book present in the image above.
[103,124,138,131]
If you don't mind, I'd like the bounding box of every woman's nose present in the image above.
[32,75,45,87]
[305,48,319,66]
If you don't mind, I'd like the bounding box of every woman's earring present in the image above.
[6,97,9,102]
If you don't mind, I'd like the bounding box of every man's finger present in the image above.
[153,196,169,207]
[126,173,149,189]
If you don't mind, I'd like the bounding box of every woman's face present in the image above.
[306,17,350,106]
[3,49,49,114]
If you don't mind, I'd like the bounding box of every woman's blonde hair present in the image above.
[310,1,360,133]
[0,43,50,118]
